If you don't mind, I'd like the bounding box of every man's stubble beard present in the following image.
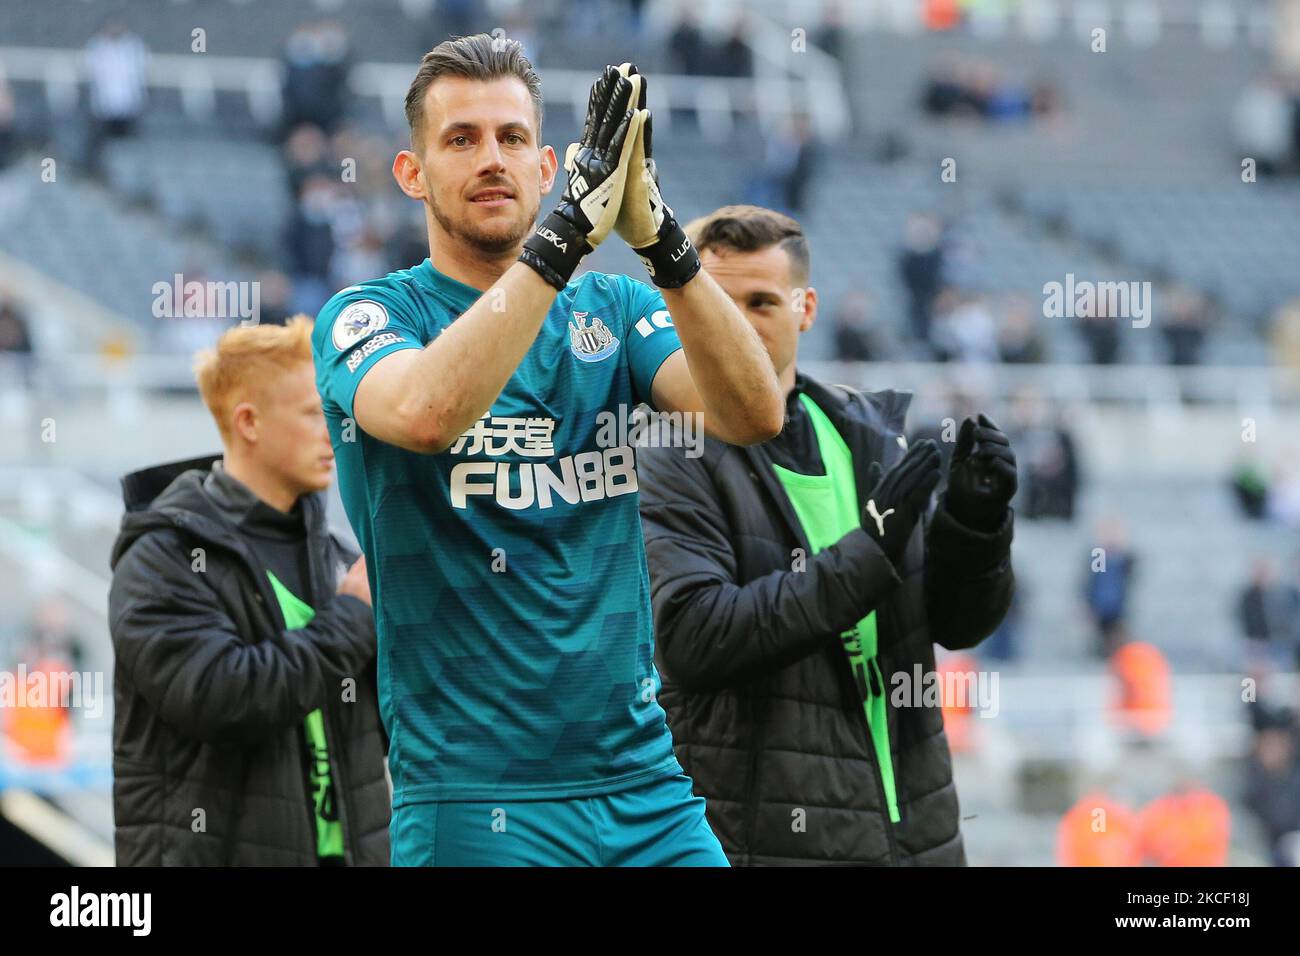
[427,191,541,257]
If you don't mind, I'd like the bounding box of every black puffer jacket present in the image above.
[638,374,1013,866]
[108,455,390,866]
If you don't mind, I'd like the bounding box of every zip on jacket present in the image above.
[159,506,346,864]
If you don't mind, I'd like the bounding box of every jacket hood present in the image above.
[110,455,325,571]
[111,456,232,570]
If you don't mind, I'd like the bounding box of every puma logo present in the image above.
[866,499,895,536]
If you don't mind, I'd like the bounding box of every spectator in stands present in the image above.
[625,0,651,36]
[1030,77,1063,121]
[284,173,340,314]
[1234,74,1296,177]
[0,75,15,170]
[815,0,850,64]
[0,291,35,387]
[830,290,885,361]
[980,67,1032,124]
[433,0,484,48]
[1267,450,1300,529]
[330,124,393,200]
[1244,709,1300,866]
[159,264,228,356]
[331,225,390,293]
[1078,293,1121,365]
[922,55,969,118]
[961,60,1001,117]
[107,318,388,866]
[667,8,709,76]
[921,56,1050,126]
[281,20,351,136]
[1270,295,1300,368]
[1138,785,1230,866]
[998,294,1046,363]
[1161,284,1211,366]
[83,19,148,172]
[1237,556,1298,673]
[898,213,945,347]
[254,270,294,327]
[283,123,334,198]
[0,292,33,356]
[715,14,754,79]
[752,113,818,214]
[3,623,76,763]
[930,291,999,364]
[1229,454,1270,519]
[1057,793,1142,866]
[1288,554,1300,669]
[979,567,1023,663]
[511,8,543,63]
[22,596,87,677]
[1007,386,1079,521]
[1083,515,1136,658]
[1108,640,1171,738]
[390,214,432,273]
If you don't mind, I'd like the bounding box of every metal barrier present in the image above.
[4,353,1299,411]
[0,35,850,141]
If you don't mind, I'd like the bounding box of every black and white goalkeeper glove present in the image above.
[519,66,644,290]
[613,63,701,289]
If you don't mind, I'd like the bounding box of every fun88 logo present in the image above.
[447,414,637,511]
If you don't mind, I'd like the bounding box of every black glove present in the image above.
[944,414,1017,533]
[862,438,942,567]
[519,66,641,290]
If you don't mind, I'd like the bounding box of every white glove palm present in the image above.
[609,62,700,288]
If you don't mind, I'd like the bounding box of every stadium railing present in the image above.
[0,39,850,141]
[6,354,1299,412]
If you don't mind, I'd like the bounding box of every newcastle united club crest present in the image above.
[568,311,620,363]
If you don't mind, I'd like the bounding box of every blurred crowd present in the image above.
[1236,549,1300,865]
[21,12,839,325]
[1231,447,1300,530]
[824,210,1220,366]
[0,595,87,768]
[921,54,1064,126]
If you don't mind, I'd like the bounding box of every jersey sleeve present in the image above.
[617,275,683,410]
[312,287,425,419]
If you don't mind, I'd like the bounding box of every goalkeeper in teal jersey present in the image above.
[311,36,782,865]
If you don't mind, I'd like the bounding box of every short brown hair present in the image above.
[193,315,314,443]
[685,205,810,285]
[404,33,543,147]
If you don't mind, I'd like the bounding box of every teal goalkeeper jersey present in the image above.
[312,259,685,805]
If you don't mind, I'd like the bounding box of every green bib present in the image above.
[770,392,900,824]
[266,571,346,859]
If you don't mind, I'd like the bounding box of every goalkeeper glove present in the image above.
[612,63,701,289]
[861,438,942,567]
[519,66,644,290]
[944,414,1017,533]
